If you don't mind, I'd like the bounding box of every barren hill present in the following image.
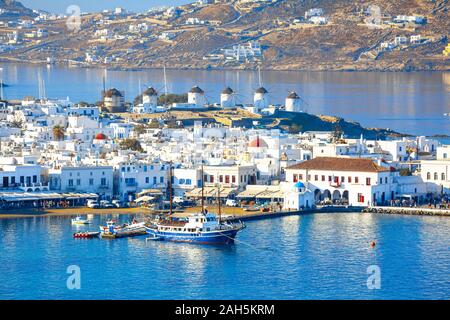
[0,0,448,71]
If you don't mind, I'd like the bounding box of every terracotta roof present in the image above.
[94,133,108,140]
[286,157,389,173]
[248,137,268,148]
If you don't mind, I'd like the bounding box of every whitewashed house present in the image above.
[285,157,395,206]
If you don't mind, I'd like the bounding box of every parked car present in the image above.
[100,200,115,208]
[173,196,185,204]
[112,200,128,208]
[226,199,239,207]
[87,200,100,209]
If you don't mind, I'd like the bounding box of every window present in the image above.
[225,175,230,184]
[328,176,332,182]
[101,178,106,186]
[76,179,81,186]
[355,177,359,184]
[160,177,164,183]
[427,172,431,180]
[89,178,94,186]
[210,175,214,183]
[385,177,388,183]
[314,175,318,181]
[144,166,147,172]
[293,174,298,182]
[203,175,208,182]
[153,177,157,185]
[145,177,149,184]
[299,174,303,180]
[380,178,383,184]
[434,173,438,180]
[366,178,371,186]
[322,175,325,181]
[341,176,345,183]
[219,175,223,183]
[348,177,352,183]
[186,179,192,185]
[232,176,236,183]
[444,153,448,159]
[68,179,73,186]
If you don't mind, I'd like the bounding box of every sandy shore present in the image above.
[0,207,154,219]
[0,205,250,219]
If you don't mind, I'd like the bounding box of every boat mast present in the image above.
[217,184,221,224]
[201,163,205,215]
[169,161,173,218]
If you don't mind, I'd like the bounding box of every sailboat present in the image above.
[145,163,245,244]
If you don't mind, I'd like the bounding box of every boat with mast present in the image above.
[145,163,245,244]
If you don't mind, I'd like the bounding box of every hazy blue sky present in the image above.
[21,0,192,14]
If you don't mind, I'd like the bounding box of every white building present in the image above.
[203,164,258,190]
[49,166,114,198]
[283,181,315,210]
[420,145,450,194]
[285,157,395,206]
[115,162,168,201]
[0,163,44,191]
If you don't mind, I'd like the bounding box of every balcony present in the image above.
[330,181,341,188]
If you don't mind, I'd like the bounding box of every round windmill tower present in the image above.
[285,91,302,112]
[220,87,235,109]
[188,86,206,108]
[253,87,269,112]
[142,86,158,107]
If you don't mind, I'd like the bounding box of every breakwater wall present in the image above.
[363,206,450,217]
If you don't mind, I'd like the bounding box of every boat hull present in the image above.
[145,227,239,244]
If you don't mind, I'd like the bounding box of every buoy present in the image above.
[370,241,376,248]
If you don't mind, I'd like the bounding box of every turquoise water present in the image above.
[0,212,449,300]
[1,63,449,135]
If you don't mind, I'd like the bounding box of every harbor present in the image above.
[1,211,449,300]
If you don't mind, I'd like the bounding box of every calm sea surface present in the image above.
[0,212,449,300]
[0,63,449,136]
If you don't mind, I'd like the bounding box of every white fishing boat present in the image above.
[71,216,90,225]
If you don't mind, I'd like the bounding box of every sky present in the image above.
[20,0,192,14]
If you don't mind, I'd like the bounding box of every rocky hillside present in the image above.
[0,0,448,71]
[0,0,36,19]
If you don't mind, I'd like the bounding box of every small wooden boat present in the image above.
[73,231,100,239]
[100,220,147,239]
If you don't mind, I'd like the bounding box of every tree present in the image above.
[148,118,161,129]
[119,138,143,152]
[134,124,147,135]
[158,93,188,106]
[53,125,65,141]
[10,119,23,128]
